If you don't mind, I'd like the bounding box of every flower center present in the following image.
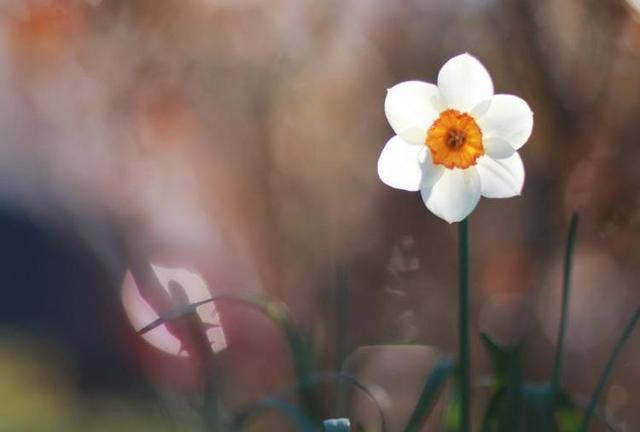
[426,109,484,169]
[447,130,466,150]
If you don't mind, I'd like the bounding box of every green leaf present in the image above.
[579,306,640,432]
[480,333,521,390]
[551,213,580,428]
[234,371,388,432]
[264,301,317,414]
[404,356,456,432]
[555,393,581,432]
[480,333,523,432]
[443,379,462,432]
[480,388,505,432]
[138,293,318,423]
[341,345,443,432]
[324,418,352,432]
[523,384,554,432]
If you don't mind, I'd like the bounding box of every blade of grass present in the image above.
[578,305,640,432]
[127,260,226,431]
[480,333,514,389]
[443,377,462,432]
[550,212,579,430]
[480,333,523,432]
[235,371,389,432]
[524,384,554,432]
[569,393,621,432]
[480,388,505,432]
[138,293,318,424]
[554,392,581,432]
[458,218,471,432]
[551,213,579,395]
[404,356,457,432]
[499,347,523,432]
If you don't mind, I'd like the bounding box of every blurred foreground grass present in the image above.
[0,334,196,432]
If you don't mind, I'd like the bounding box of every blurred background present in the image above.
[0,0,639,430]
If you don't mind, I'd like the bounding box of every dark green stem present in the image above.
[551,213,579,426]
[579,306,640,432]
[203,360,223,431]
[458,218,471,432]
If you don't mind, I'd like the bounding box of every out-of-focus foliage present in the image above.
[0,335,199,431]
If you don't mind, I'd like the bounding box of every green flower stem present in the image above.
[579,306,640,432]
[551,213,579,426]
[458,218,471,432]
[203,358,223,431]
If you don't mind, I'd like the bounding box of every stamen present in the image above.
[447,130,466,150]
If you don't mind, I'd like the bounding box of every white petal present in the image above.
[420,149,445,188]
[377,136,422,191]
[437,53,494,113]
[378,136,445,191]
[476,153,525,198]
[484,137,516,159]
[421,167,481,223]
[385,81,440,135]
[470,99,492,117]
[398,127,428,146]
[477,95,533,150]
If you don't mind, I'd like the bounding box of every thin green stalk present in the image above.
[404,357,456,432]
[235,371,389,432]
[551,213,580,425]
[137,294,318,425]
[579,306,640,432]
[203,361,223,431]
[458,218,471,432]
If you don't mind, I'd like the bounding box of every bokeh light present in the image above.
[122,264,227,356]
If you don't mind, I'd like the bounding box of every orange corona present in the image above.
[426,109,484,169]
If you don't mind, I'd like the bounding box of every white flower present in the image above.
[378,53,533,223]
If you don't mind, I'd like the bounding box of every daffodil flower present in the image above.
[378,53,533,223]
